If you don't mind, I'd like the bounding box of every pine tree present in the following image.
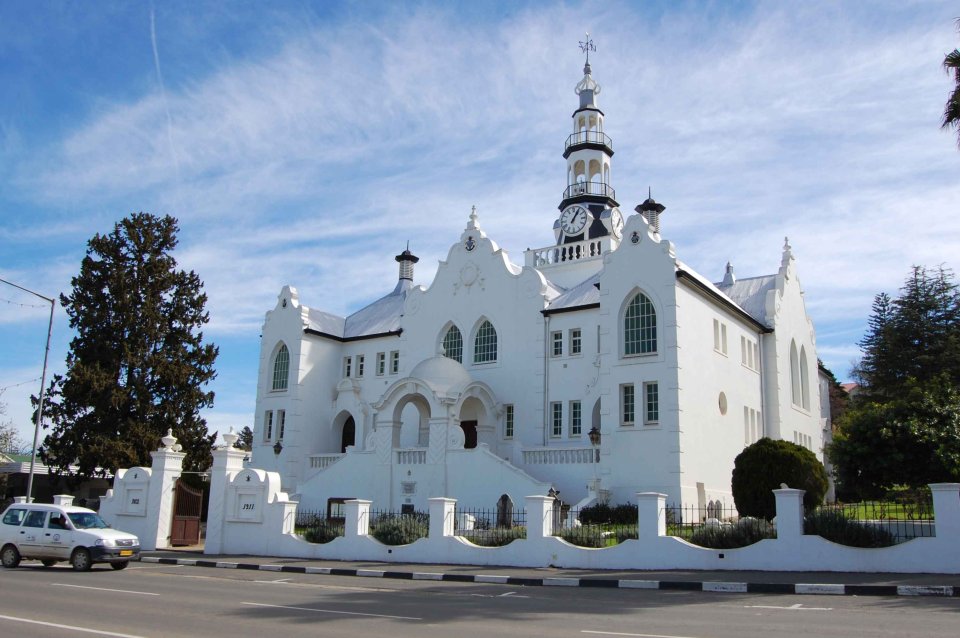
[36,213,218,479]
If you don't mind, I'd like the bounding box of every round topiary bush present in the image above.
[731,438,828,519]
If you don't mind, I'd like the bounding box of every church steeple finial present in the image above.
[395,243,419,283]
[575,33,601,108]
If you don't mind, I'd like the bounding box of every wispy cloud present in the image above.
[2,1,958,437]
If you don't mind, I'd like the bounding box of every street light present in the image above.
[588,425,601,462]
[273,440,283,456]
[0,277,55,503]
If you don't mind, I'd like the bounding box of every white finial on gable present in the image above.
[467,205,480,230]
[781,236,794,267]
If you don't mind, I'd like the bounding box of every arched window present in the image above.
[799,346,810,411]
[623,292,657,355]
[443,325,463,363]
[272,344,289,391]
[789,340,800,406]
[474,320,498,364]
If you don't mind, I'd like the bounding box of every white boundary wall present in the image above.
[204,447,960,573]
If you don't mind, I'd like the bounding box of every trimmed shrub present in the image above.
[579,503,638,525]
[732,438,828,519]
[461,527,526,547]
[804,509,895,548]
[302,520,344,544]
[688,518,776,549]
[371,514,428,546]
[558,525,607,548]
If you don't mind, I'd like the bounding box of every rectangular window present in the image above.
[552,331,563,357]
[264,410,274,442]
[277,409,286,440]
[754,343,760,370]
[741,336,747,365]
[644,382,659,424]
[570,400,582,436]
[713,319,720,351]
[343,356,352,378]
[721,324,727,355]
[390,350,400,374]
[551,402,563,437]
[504,404,514,439]
[570,329,582,355]
[356,354,365,378]
[744,407,750,446]
[377,352,386,376]
[597,325,601,353]
[621,384,635,426]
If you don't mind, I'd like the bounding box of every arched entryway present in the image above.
[340,416,355,453]
[393,393,432,448]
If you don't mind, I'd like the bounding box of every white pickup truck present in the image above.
[1,502,140,571]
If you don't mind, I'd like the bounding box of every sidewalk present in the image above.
[142,549,960,598]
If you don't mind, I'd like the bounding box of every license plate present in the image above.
[119,550,133,557]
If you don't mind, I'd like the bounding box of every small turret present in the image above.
[636,188,666,234]
[722,262,736,286]
[395,243,419,285]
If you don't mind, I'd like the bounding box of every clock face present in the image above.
[560,206,589,235]
[611,209,624,238]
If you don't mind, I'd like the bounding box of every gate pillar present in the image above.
[145,430,186,550]
[205,432,247,554]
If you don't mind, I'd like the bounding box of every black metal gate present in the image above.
[170,479,203,546]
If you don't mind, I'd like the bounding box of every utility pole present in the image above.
[0,277,55,503]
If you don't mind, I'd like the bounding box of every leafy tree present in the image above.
[829,377,960,498]
[731,438,828,520]
[0,393,25,455]
[852,266,960,401]
[238,426,254,452]
[943,19,960,147]
[832,265,960,496]
[35,213,218,480]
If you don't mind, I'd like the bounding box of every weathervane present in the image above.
[579,32,596,63]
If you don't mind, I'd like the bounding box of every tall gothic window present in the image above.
[272,344,289,391]
[624,292,657,355]
[474,320,498,364]
[443,325,463,363]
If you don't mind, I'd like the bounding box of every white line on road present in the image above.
[0,614,147,637]
[242,601,422,620]
[744,603,833,611]
[582,631,702,638]
[253,578,292,583]
[52,583,160,596]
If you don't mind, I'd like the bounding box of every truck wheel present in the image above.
[70,547,92,572]
[1,545,20,568]
[110,561,129,570]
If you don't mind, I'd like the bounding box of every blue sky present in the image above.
[2,1,958,446]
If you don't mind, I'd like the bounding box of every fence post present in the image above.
[525,495,555,537]
[636,492,666,538]
[343,499,371,538]
[772,488,805,539]
[929,483,960,538]
[428,497,456,538]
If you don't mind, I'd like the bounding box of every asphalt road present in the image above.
[1,559,957,638]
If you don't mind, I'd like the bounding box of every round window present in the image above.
[718,392,728,415]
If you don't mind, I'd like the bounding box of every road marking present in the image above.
[253,578,292,583]
[128,564,183,570]
[0,614,147,637]
[242,601,423,620]
[582,631,702,638]
[744,603,832,611]
[52,583,160,596]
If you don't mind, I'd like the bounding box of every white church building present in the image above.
[250,52,823,516]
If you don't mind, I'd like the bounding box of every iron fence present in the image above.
[294,508,345,544]
[805,499,934,545]
[662,503,765,544]
[454,507,527,546]
[554,504,639,548]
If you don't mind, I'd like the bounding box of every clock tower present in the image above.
[554,36,623,245]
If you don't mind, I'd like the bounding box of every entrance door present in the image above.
[460,420,477,449]
[341,417,356,453]
[170,479,203,546]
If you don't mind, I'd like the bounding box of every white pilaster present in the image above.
[428,497,456,538]
[204,445,245,554]
[343,499,372,538]
[773,488,805,539]
[929,483,960,538]
[636,492,666,538]
[526,495,555,538]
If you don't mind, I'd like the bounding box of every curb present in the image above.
[140,558,958,598]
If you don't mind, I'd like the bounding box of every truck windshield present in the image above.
[67,512,109,529]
